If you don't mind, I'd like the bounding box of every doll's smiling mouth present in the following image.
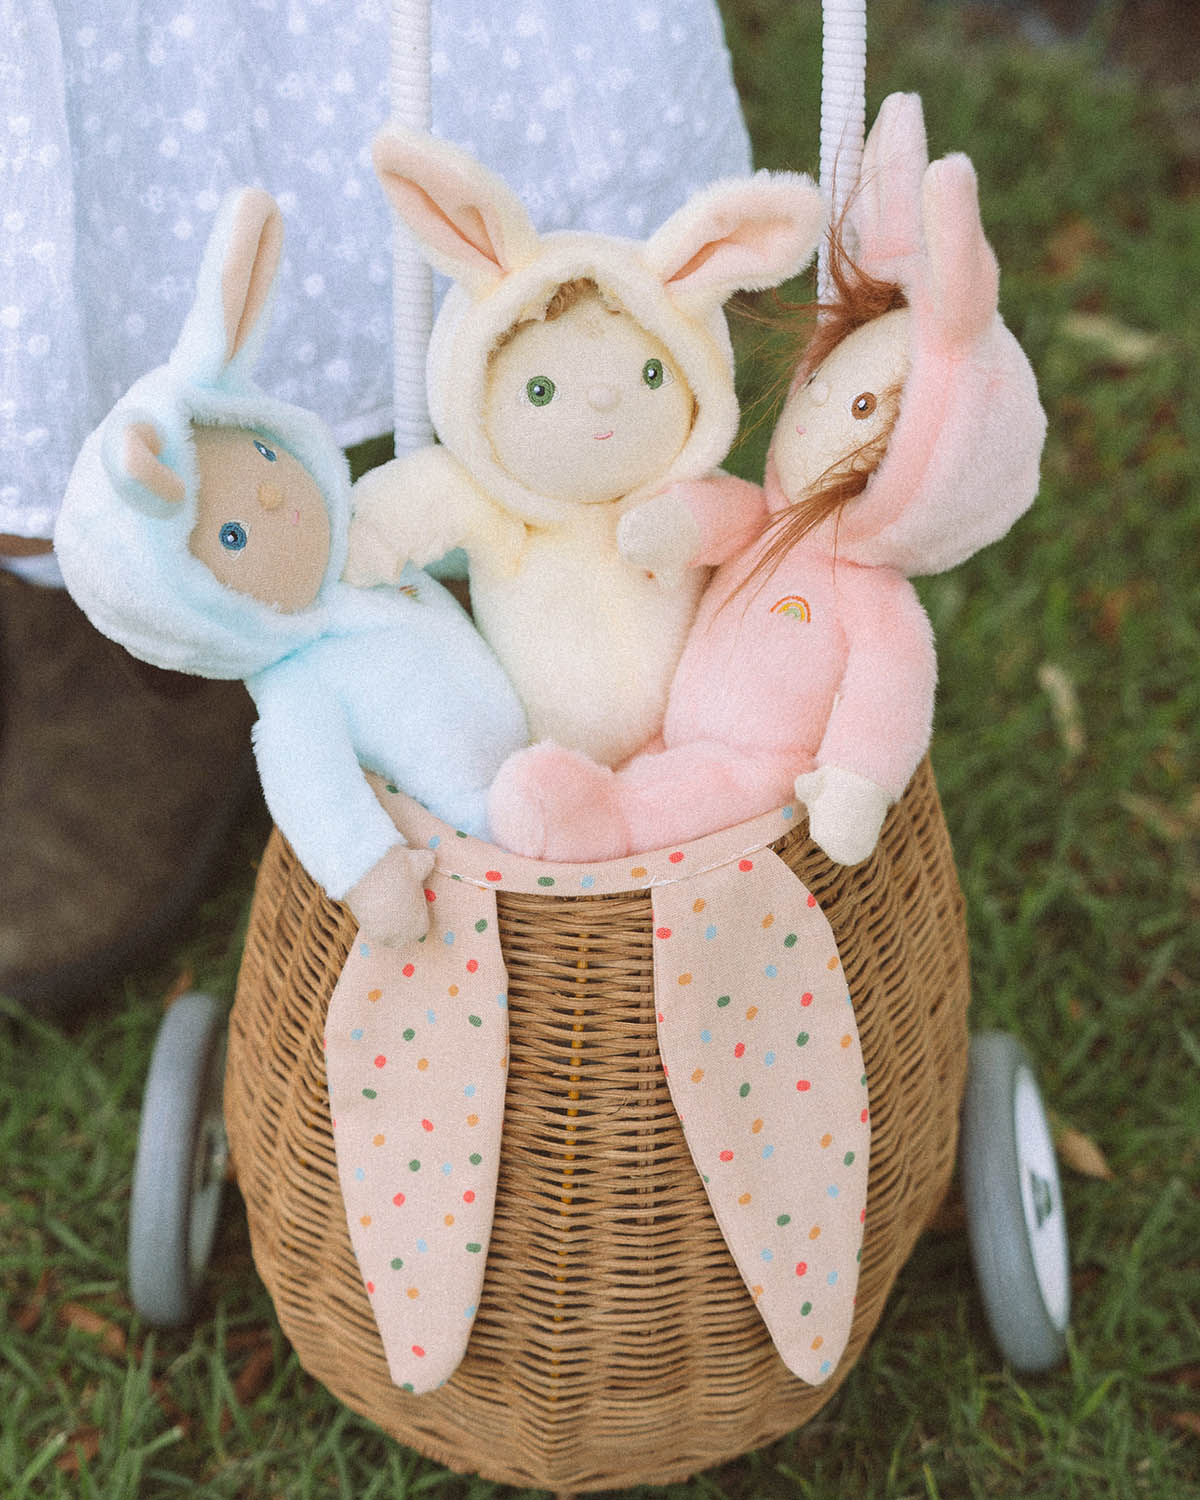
[593,430,614,441]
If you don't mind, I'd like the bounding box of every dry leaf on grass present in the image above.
[233,1344,277,1406]
[57,1302,127,1358]
[1038,663,1085,758]
[12,1268,53,1333]
[1055,1126,1115,1180]
[55,1427,102,1474]
[1061,312,1162,366]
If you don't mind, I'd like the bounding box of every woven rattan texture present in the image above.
[226,757,969,1492]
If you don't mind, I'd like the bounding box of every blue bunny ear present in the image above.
[170,188,284,389]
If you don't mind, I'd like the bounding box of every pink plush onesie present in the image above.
[488,93,1046,865]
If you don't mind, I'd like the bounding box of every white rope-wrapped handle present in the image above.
[817,0,867,302]
[390,0,434,455]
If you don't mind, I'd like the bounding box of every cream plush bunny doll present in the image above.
[344,128,825,769]
[488,93,1046,865]
[55,188,528,945]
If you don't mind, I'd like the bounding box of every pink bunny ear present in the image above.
[850,92,928,281]
[644,172,826,316]
[102,413,186,512]
[372,127,540,297]
[916,154,999,349]
[220,188,284,365]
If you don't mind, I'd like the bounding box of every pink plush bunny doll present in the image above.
[488,93,1047,866]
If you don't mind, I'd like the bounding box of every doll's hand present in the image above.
[794,766,892,866]
[617,489,701,589]
[344,843,436,947]
[344,513,407,587]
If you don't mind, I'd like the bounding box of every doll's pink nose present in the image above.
[257,481,284,512]
[587,384,619,412]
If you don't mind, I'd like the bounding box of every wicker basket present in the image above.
[225,755,968,1493]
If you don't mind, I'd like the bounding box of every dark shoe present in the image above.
[0,570,261,1017]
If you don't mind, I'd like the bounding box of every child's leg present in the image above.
[488,739,800,862]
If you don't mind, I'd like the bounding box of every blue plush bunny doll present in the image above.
[54,188,528,945]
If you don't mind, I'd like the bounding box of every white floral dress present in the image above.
[0,0,750,540]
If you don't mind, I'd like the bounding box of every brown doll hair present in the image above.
[489,277,618,358]
[739,221,907,596]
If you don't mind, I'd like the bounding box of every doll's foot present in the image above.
[488,743,630,862]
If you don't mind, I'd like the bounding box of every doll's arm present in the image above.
[795,572,936,865]
[249,664,434,943]
[345,446,522,584]
[617,471,767,582]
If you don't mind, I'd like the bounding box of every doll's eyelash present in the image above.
[254,439,278,461]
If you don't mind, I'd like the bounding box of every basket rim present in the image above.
[367,772,804,897]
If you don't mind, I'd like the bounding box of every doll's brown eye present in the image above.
[851,392,877,419]
[525,376,556,407]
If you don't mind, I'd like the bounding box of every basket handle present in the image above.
[817,0,868,302]
[389,0,434,456]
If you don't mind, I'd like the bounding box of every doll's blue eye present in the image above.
[525,377,555,407]
[642,359,665,389]
[254,440,278,461]
[220,521,248,552]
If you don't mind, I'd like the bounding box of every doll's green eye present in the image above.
[254,440,278,461]
[525,376,556,407]
[642,359,665,389]
[220,521,248,552]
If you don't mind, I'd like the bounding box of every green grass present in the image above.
[3,3,1198,1495]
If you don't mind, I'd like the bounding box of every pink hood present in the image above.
[765,93,1045,578]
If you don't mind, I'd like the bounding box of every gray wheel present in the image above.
[960,1031,1070,1373]
[128,992,228,1326]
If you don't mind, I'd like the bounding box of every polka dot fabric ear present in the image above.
[325,874,508,1394]
[326,779,868,1393]
[651,847,869,1385]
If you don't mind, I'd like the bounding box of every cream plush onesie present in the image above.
[345,129,825,769]
[488,94,1047,866]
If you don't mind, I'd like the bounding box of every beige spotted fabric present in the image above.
[325,777,869,1392]
[651,847,869,1384]
[325,869,508,1393]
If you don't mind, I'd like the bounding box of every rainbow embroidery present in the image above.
[769,595,812,622]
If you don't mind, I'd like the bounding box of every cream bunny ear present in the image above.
[850,92,929,280]
[917,153,1000,350]
[372,127,540,297]
[644,172,826,316]
[101,412,186,515]
[171,187,284,385]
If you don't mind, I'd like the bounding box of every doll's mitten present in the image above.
[794,766,891,867]
[617,488,702,588]
[344,843,436,946]
[347,448,479,579]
